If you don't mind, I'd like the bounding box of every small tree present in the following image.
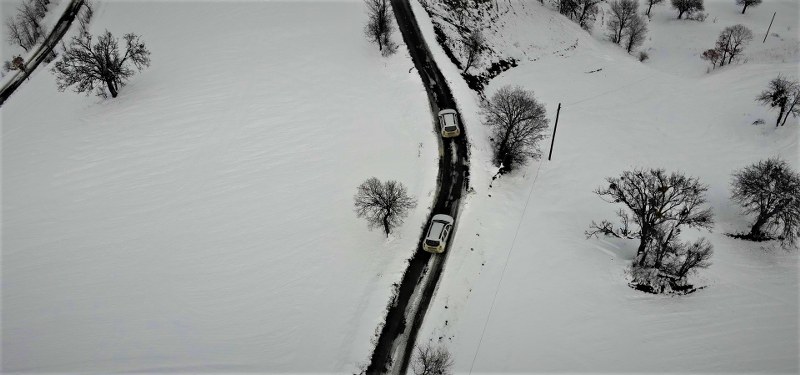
[756,75,800,126]
[701,48,722,68]
[481,85,549,173]
[607,0,638,45]
[354,177,417,237]
[462,29,485,74]
[52,30,150,98]
[624,14,648,53]
[731,158,800,247]
[671,0,704,19]
[587,168,714,265]
[364,0,397,56]
[411,344,454,375]
[644,0,665,18]
[736,0,761,14]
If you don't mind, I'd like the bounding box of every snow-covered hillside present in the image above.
[2,1,437,372]
[414,0,799,372]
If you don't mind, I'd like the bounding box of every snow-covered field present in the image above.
[2,1,438,372]
[414,0,799,372]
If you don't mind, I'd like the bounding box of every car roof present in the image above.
[426,214,453,240]
[438,109,457,116]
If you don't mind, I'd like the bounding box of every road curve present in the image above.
[365,0,470,373]
[0,0,85,107]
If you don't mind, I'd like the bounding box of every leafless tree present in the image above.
[731,158,800,247]
[411,344,454,375]
[354,177,417,237]
[462,28,485,74]
[481,85,549,172]
[701,48,722,69]
[671,0,703,19]
[756,75,800,126]
[52,30,151,98]
[587,168,714,266]
[364,0,397,56]
[6,17,32,51]
[560,0,604,31]
[715,24,752,66]
[5,7,43,52]
[624,14,648,53]
[736,0,761,14]
[644,0,664,18]
[607,0,638,45]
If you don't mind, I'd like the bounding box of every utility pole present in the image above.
[547,103,561,161]
[763,12,776,43]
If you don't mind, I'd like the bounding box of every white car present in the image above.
[422,214,454,253]
[437,109,461,138]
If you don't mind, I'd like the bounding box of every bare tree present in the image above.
[671,0,704,19]
[411,344,454,375]
[481,85,549,173]
[644,0,665,18]
[560,0,604,31]
[354,177,417,237]
[5,17,32,51]
[462,28,485,74]
[588,169,714,293]
[736,0,761,14]
[5,3,44,53]
[756,75,800,126]
[364,0,397,56]
[607,0,638,45]
[52,30,151,98]
[715,24,752,66]
[701,48,722,69]
[624,14,648,53]
[731,158,800,247]
[587,168,714,266]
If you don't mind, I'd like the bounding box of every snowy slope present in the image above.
[2,1,437,372]
[413,0,799,372]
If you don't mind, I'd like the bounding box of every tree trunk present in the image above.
[741,4,747,14]
[776,105,786,126]
[105,77,118,98]
[383,213,391,237]
[677,10,684,19]
[749,214,768,238]
[781,98,797,126]
[646,3,653,17]
[463,52,474,74]
[497,129,512,169]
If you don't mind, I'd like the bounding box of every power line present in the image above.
[467,160,544,375]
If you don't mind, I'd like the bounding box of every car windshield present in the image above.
[425,239,440,247]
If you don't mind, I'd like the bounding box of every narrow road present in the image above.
[365,0,469,373]
[0,0,85,107]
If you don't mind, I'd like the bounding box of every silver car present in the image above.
[422,214,454,253]
[437,109,461,138]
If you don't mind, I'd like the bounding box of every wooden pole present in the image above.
[763,12,776,43]
[548,103,561,161]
